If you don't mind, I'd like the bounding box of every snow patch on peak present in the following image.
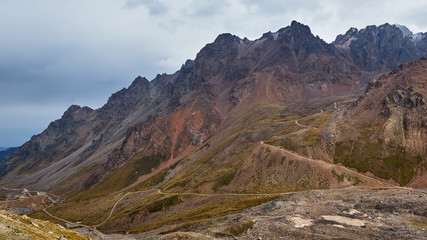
[336,37,357,49]
[349,27,358,33]
[272,32,279,40]
[393,24,425,45]
[254,38,267,45]
[410,32,425,44]
[394,24,413,38]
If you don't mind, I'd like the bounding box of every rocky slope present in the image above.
[0,21,426,235]
[332,57,427,187]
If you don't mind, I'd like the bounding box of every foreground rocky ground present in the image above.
[0,210,90,240]
[216,189,427,240]
[112,188,427,240]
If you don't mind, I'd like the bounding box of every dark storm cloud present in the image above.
[1,0,426,147]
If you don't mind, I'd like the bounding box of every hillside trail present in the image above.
[1,187,22,191]
[294,120,317,129]
[260,115,405,189]
[259,141,397,188]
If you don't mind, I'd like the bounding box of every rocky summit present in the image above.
[0,21,426,239]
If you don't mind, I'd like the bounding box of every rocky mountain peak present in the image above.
[277,20,332,57]
[50,104,94,132]
[266,20,316,44]
[289,20,312,36]
[196,33,241,61]
[130,76,149,88]
[59,105,94,123]
[394,24,427,45]
[334,23,427,71]
[64,104,82,115]
[258,21,314,42]
[334,27,358,46]
[180,59,195,73]
[104,76,150,110]
[394,24,413,37]
[214,33,241,45]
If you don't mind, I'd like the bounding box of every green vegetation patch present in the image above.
[128,168,169,192]
[129,195,281,233]
[334,141,419,185]
[160,218,219,235]
[72,153,167,201]
[331,169,345,183]
[264,137,300,153]
[302,129,322,146]
[212,169,237,192]
[161,132,240,191]
[333,118,425,185]
[127,154,168,186]
[223,220,255,236]
[277,122,304,135]
[409,216,427,229]
[146,195,182,213]
[299,112,331,128]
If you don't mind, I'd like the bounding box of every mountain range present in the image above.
[0,21,426,238]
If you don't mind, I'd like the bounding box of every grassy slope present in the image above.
[333,116,425,185]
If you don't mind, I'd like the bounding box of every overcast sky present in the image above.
[1,0,427,147]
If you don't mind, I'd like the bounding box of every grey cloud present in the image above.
[124,0,169,15]
[0,103,69,147]
[240,0,321,15]
[0,128,44,147]
[181,0,230,17]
